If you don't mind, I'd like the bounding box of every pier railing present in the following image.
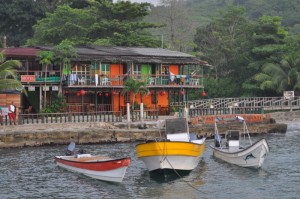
[187,96,300,111]
[186,107,263,118]
[0,110,159,126]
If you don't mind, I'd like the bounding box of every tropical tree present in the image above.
[29,1,162,47]
[0,0,46,47]
[38,51,54,108]
[254,54,300,95]
[122,78,148,122]
[194,6,253,80]
[52,40,77,95]
[242,15,289,96]
[146,0,197,51]
[28,5,93,45]
[0,52,22,91]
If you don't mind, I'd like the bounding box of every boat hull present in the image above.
[55,156,131,182]
[210,138,269,168]
[136,141,205,171]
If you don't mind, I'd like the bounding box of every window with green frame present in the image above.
[133,64,141,79]
[101,64,110,76]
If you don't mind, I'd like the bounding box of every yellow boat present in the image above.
[136,118,206,172]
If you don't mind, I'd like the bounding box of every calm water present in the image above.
[1,123,300,199]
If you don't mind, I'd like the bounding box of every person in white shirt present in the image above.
[8,101,17,125]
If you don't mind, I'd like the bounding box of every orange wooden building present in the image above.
[1,46,208,115]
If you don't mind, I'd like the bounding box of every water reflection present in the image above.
[148,169,191,183]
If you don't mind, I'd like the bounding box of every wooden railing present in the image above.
[67,104,112,112]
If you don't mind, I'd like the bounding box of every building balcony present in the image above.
[16,71,204,88]
[66,74,204,88]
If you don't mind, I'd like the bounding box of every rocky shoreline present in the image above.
[0,111,296,148]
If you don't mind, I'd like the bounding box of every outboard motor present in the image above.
[65,142,76,156]
[215,135,222,147]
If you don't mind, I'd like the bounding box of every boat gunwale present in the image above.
[136,140,205,147]
[210,138,269,155]
[55,156,131,165]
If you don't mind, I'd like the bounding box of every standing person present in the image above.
[8,101,17,125]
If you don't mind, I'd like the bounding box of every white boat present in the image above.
[136,118,206,173]
[210,116,269,168]
[55,143,131,182]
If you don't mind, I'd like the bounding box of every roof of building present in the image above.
[0,48,39,57]
[1,45,208,65]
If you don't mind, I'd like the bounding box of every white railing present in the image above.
[184,97,300,111]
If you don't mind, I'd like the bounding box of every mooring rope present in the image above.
[164,156,207,195]
[154,140,207,195]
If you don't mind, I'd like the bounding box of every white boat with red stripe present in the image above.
[55,142,130,182]
[55,154,131,183]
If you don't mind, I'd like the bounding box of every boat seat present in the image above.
[167,133,189,142]
[228,140,240,151]
[228,140,239,147]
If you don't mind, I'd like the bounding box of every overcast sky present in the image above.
[113,0,160,6]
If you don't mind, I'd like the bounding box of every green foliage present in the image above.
[41,96,67,113]
[185,0,300,30]
[145,0,197,51]
[52,40,77,64]
[0,0,45,47]
[38,51,55,66]
[28,5,93,45]
[254,54,300,95]
[205,77,242,98]
[122,78,148,110]
[171,106,179,112]
[0,52,22,91]
[29,2,161,47]
[194,6,253,81]
[40,107,52,113]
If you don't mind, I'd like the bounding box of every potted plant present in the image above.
[170,106,179,117]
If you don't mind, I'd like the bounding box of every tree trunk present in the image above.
[140,102,144,123]
[43,65,47,108]
[126,103,130,123]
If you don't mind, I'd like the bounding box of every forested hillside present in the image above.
[185,0,300,34]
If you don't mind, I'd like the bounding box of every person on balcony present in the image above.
[169,72,175,84]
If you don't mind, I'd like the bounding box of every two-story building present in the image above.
[0,45,208,116]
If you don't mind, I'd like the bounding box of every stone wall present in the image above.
[0,121,287,148]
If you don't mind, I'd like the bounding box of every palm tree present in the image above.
[122,78,148,122]
[254,54,300,94]
[0,52,22,91]
[38,51,54,108]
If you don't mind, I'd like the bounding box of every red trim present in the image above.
[55,157,131,171]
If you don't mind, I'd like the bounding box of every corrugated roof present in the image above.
[1,45,208,65]
[0,48,40,57]
[127,47,194,57]
[89,46,194,57]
